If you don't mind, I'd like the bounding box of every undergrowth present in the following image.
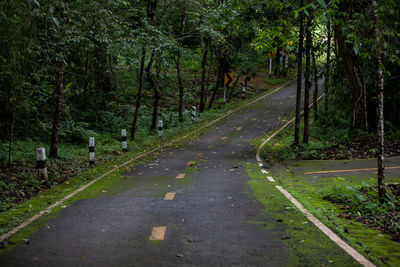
[322,181,400,241]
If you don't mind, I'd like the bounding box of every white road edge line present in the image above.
[255,93,375,267]
[0,80,294,244]
[275,186,375,267]
[266,176,275,182]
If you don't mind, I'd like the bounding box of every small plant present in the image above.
[322,183,400,240]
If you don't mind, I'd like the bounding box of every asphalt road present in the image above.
[0,80,359,266]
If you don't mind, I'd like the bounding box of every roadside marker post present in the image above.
[121,129,128,151]
[36,148,48,181]
[158,120,163,138]
[224,73,234,103]
[89,137,95,166]
[191,106,196,123]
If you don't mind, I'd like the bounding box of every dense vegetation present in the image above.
[1,0,400,207]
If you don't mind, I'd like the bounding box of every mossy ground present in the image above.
[244,163,360,266]
[254,102,400,266]
[271,161,400,267]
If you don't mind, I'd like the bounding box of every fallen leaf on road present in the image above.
[176,254,183,258]
[186,161,195,166]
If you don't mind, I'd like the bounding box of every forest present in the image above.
[1,0,400,249]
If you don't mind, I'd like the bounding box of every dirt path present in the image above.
[0,80,360,266]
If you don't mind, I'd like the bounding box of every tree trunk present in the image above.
[130,47,146,140]
[303,15,312,145]
[324,19,331,112]
[200,38,209,113]
[146,51,160,131]
[334,1,368,130]
[208,59,223,109]
[177,0,187,123]
[312,46,319,121]
[372,0,385,199]
[294,0,304,146]
[8,106,16,168]
[49,46,66,158]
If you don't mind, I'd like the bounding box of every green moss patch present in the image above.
[245,163,360,266]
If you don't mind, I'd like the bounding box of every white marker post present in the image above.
[191,106,196,123]
[89,137,95,166]
[36,148,48,181]
[121,129,127,151]
[269,58,272,78]
[158,120,163,138]
[224,87,226,103]
[242,86,246,98]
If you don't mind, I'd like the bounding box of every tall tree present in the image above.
[372,0,385,199]
[303,14,312,144]
[131,0,158,139]
[176,0,187,123]
[294,0,304,146]
[324,19,331,112]
[312,43,319,121]
[333,1,368,130]
[49,46,66,158]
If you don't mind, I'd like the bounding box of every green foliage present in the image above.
[323,182,400,240]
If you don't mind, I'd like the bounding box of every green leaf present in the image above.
[315,0,327,9]
[52,17,60,27]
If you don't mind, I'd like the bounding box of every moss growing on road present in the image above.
[245,163,360,266]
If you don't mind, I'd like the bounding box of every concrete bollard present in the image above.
[36,148,48,181]
[191,106,196,123]
[89,137,95,166]
[121,129,127,151]
[158,120,163,138]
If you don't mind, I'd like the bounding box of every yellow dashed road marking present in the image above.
[164,193,176,200]
[304,166,400,175]
[149,226,166,241]
[176,173,186,179]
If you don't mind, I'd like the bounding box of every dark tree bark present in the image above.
[372,0,385,199]
[312,45,319,121]
[145,51,160,131]
[334,1,368,130]
[303,15,312,145]
[49,46,66,158]
[200,38,209,113]
[294,0,304,146]
[324,19,331,112]
[176,0,187,123]
[130,47,146,140]
[131,0,157,139]
[8,106,16,168]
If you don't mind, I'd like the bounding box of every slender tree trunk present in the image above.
[8,106,16,168]
[200,38,209,113]
[131,47,146,140]
[303,15,312,144]
[177,0,187,123]
[334,1,368,130]
[49,46,66,158]
[146,51,160,131]
[324,19,331,112]
[208,59,223,109]
[372,0,385,199]
[312,46,319,121]
[294,0,304,146]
